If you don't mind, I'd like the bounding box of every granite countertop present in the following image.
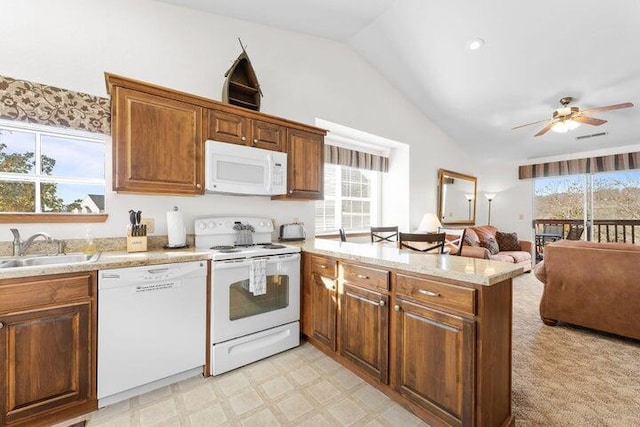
[0,240,523,285]
[0,248,211,280]
[300,239,523,286]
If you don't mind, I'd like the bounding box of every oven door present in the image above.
[211,253,300,344]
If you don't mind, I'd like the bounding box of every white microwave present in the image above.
[205,140,287,196]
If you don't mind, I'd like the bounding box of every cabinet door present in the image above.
[282,129,324,200]
[112,87,203,195]
[311,273,337,351]
[0,303,93,426]
[251,120,285,151]
[393,298,475,427]
[208,109,250,145]
[340,284,389,383]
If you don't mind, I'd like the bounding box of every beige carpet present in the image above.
[512,273,640,426]
[56,274,640,426]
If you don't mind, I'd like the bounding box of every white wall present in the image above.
[1,0,475,241]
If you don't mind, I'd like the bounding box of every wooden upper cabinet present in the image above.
[111,86,204,195]
[208,109,250,146]
[275,128,324,200]
[208,109,285,151]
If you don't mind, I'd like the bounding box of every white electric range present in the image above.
[195,216,301,375]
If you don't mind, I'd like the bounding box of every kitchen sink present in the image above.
[0,252,101,269]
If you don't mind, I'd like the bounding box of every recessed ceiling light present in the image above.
[467,38,485,51]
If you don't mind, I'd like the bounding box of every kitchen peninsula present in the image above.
[300,239,521,427]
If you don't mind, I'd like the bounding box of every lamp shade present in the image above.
[417,213,442,232]
[485,193,496,201]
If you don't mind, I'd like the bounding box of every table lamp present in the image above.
[417,213,442,232]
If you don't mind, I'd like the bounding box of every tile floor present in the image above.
[58,342,428,426]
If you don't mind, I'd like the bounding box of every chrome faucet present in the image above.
[10,228,54,257]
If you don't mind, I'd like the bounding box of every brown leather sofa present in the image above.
[460,225,533,273]
[534,240,640,340]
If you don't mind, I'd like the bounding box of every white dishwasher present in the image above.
[98,261,207,407]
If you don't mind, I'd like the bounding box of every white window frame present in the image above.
[316,163,382,234]
[0,119,106,214]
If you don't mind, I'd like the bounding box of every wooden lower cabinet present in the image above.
[310,272,337,351]
[301,252,514,427]
[393,297,475,427]
[0,272,97,427]
[340,284,389,383]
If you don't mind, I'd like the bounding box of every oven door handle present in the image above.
[214,253,300,269]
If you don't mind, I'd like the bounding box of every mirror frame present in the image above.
[437,168,477,226]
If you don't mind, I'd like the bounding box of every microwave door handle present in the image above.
[266,154,273,192]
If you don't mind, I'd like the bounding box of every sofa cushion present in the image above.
[480,236,500,255]
[496,231,521,251]
[499,250,531,263]
[473,225,498,241]
[489,253,516,263]
[464,228,481,247]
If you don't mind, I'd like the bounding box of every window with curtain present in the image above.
[315,144,388,234]
[0,74,110,221]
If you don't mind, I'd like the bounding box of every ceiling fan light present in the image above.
[551,119,581,133]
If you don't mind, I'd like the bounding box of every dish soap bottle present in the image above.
[82,226,96,255]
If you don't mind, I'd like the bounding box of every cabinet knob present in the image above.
[289,190,293,194]
[394,305,401,312]
[253,138,258,143]
[196,183,202,189]
[356,274,369,280]
[241,136,246,141]
[379,300,386,307]
[0,321,4,329]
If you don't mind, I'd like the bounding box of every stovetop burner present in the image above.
[219,248,241,253]
[262,244,287,249]
[210,245,236,250]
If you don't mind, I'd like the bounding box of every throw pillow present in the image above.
[496,231,521,251]
[464,228,481,247]
[480,237,500,255]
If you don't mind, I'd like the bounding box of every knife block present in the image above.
[126,231,147,253]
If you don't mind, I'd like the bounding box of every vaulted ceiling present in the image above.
[158,0,640,162]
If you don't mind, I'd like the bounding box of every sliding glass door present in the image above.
[534,170,640,245]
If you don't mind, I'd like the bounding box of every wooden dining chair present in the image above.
[398,232,446,253]
[371,226,399,243]
[438,227,466,256]
[339,228,347,242]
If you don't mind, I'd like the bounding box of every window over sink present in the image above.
[0,120,106,220]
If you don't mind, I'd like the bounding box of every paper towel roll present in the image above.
[167,209,186,247]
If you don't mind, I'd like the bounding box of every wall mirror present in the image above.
[437,169,477,225]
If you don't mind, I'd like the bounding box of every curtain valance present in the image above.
[518,151,640,179]
[0,75,110,135]
[324,144,389,172]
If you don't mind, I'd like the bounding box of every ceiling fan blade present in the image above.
[535,121,555,137]
[512,118,550,130]
[581,102,634,114]
[573,115,607,126]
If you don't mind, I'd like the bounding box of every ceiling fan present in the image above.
[512,96,634,137]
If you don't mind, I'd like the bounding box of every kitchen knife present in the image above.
[129,210,137,236]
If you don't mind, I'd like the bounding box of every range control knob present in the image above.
[197,222,207,230]
[208,221,216,229]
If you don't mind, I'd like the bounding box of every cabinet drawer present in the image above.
[0,272,94,313]
[310,256,337,278]
[342,263,389,291]
[395,274,476,315]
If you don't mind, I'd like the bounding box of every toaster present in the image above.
[279,223,306,241]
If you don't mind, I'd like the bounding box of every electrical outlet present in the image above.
[141,217,155,234]
[518,214,524,220]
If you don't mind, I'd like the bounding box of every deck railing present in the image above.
[533,219,640,245]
